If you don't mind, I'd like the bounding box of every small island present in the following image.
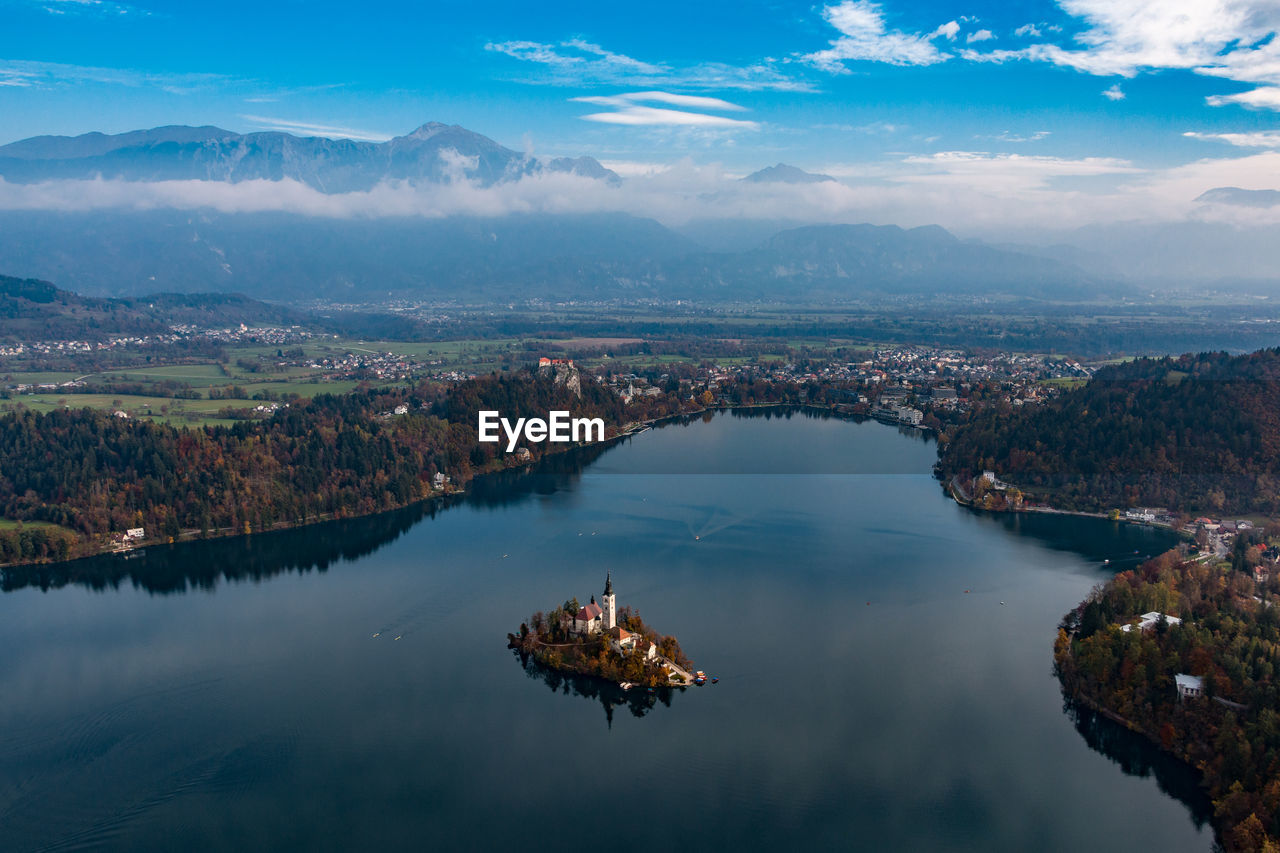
[508,573,697,689]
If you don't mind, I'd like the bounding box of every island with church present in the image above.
[508,573,699,689]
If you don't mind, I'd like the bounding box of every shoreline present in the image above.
[943,473,1193,536]
[2,400,873,571]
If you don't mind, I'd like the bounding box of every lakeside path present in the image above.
[946,474,1195,534]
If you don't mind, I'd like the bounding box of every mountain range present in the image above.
[0,208,1099,303]
[0,121,1113,303]
[742,164,836,184]
[0,122,620,191]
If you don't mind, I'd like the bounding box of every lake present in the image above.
[0,409,1208,851]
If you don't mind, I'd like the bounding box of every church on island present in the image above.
[565,573,657,661]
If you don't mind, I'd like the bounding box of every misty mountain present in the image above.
[742,163,836,184]
[0,272,309,342]
[1195,186,1280,208]
[0,211,1101,303]
[0,123,620,191]
[661,224,1100,300]
[1053,221,1280,290]
[0,210,698,301]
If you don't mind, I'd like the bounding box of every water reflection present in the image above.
[1063,700,1214,829]
[0,407,890,597]
[511,650,677,727]
[0,429,626,596]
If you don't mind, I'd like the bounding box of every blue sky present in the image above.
[3,0,1280,231]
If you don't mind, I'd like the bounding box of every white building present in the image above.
[568,573,626,639]
[894,406,923,426]
[1125,508,1157,523]
[608,626,657,660]
[1121,611,1182,633]
[1175,673,1204,700]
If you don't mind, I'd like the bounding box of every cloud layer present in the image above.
[3,146,1279,233]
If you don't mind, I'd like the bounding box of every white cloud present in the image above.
[1183,129,1280,147]
[33,0,147,16]
[1207,87,1280,109]
[897,150,1141,192]
[2,144,1277,232]
[930,21,960,41]
[571,91,747,112]
[966,29,995,44]
[985,130,1051,142]
[804,1,953,71]
[484,38,810,92]
[570,91,757,128]
[0,58,234,94]
[1020,1,1278,77]
[597,160,672,178]
[239,115,392,142]
[1102,84,1125,100]
[1014,22,1061,38]
[1007,1,1280,111]
[578,106,759,128]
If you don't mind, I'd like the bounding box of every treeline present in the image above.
[0,367,681,565]
[1056,550,1280,851]
[0,524,78,565]
[939,349,1280,515]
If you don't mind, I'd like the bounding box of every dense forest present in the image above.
[1056,548,1280,851]
[938,349,1280,515]
[0,368,689,566]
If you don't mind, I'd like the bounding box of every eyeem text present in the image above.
[478,410,605,452]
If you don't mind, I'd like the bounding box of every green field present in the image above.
[0,518,72,532]
[2,371,85,385]
[1,375,390,427]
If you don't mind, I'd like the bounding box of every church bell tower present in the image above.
[602,572,616,630]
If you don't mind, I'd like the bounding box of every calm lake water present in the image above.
[0,409,1208,851]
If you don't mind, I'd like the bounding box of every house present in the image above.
[1175,674,1204,700]
[608,626,658,660]
[125,527,145,540]
[515,447,532,462]
[432,472,450,489]
[1120,611,1182,633]
[1125,508,1156,523]
[1255,565,1271,584]
[393,404,409,415]
[980,471,1010,491]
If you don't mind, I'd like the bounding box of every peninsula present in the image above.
[1055,548,1280,852]
[508,573,696,689]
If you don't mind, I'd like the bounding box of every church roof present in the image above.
[604,572,613,596]
[576,603,602,621]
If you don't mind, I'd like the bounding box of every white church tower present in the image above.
[602,572,616,630]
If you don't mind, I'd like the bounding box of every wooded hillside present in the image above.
[939,349,1280,515]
